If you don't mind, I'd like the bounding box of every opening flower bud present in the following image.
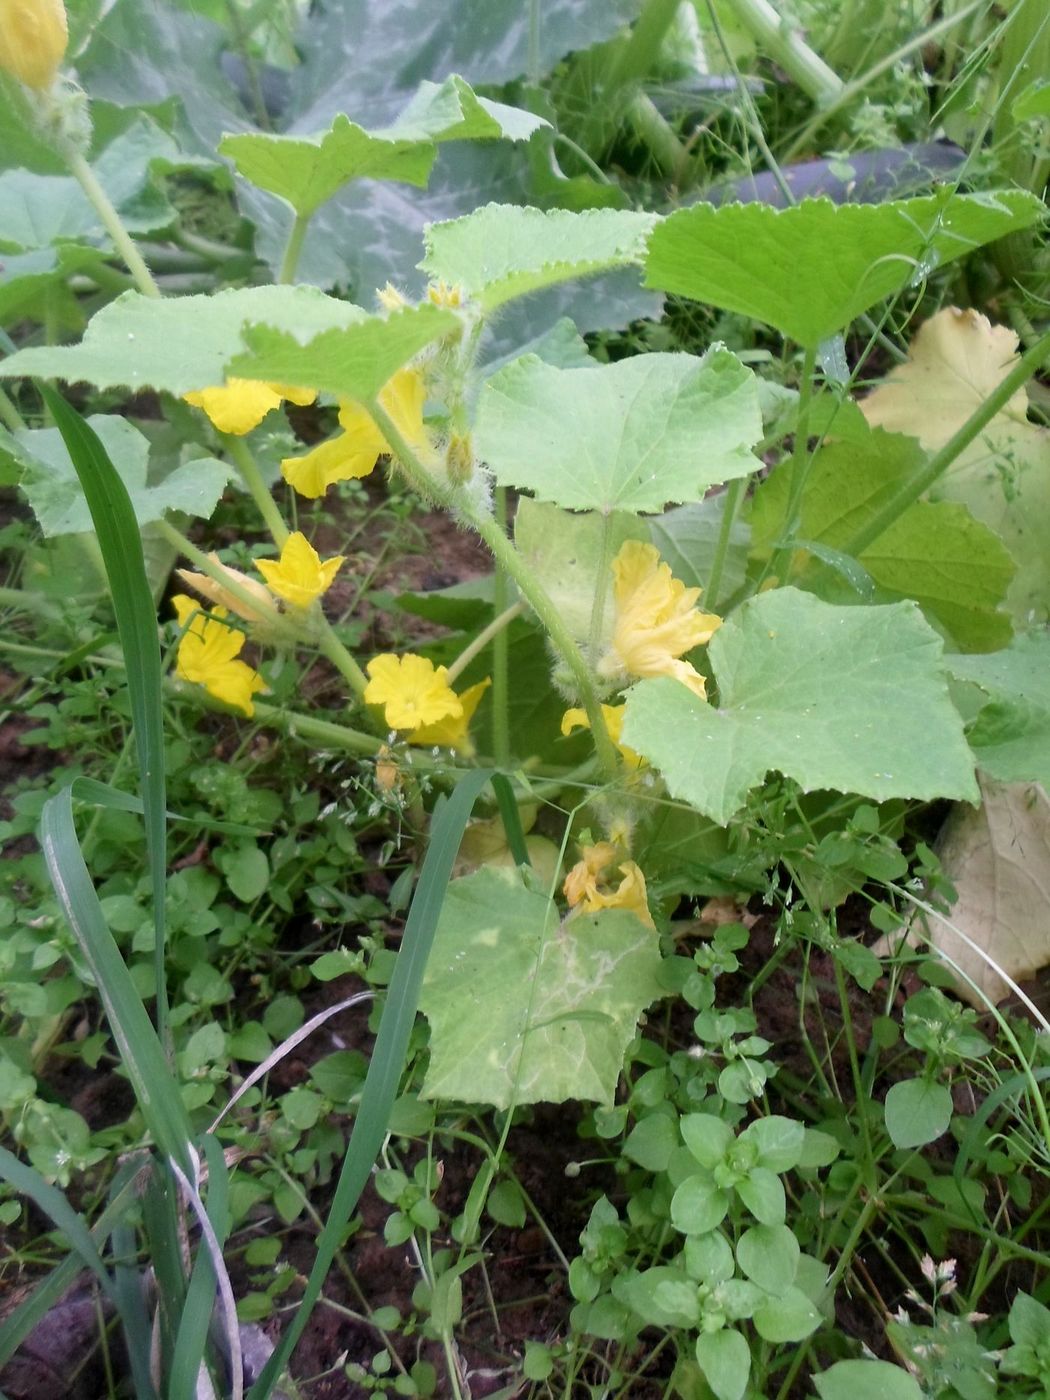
[0,0,68,90]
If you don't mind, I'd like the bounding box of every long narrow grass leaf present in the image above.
[37,383,171,1037]
[0,1144,115,1301]
[491,772,531,867]
[249,768,493,1398]
[170,1136,235,1400]
[0,1157,146,1371]
[39,785,194,1174]
[170,1150,242,1400]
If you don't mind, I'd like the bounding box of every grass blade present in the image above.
[249,768,494,1398]
[0,1145,115,1301]
[39,785,194,1175]
[37,383,170,1039]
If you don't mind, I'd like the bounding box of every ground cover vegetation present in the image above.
[0,0,1048,1396]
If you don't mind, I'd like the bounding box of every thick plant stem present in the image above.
[843,325,1050,557]
[316,622,370,701]
[60,144,162,299]
[446,601,525,686]
[706,476,747,613]
[770,343,819,582]
[719,0,844,106]
[490,487,512,769]
[0,385,26,433]
[223,434,290,546]
[279,212,311,285]
[366,401,622,783]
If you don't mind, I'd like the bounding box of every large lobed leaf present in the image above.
[621,587,978,824]
[750,424,1016,651]
[14,416,228,535]
[644,191,1045,346]
[0,288,455,404]
[421,204,658,311]
[477,349,762,511]
[419,866,664,1108]
[862,307,1050,625]
[221,77,547,220]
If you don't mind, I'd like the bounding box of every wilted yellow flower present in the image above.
[365,653,462,731]
[0,0,68,90]
[599,540,721,699]
[184,379,315,436]
[281,368,427,500]
[172,595,265,717]
[561,703,643,768]
[410,677,491,755]
[254,532,344,609]
[176,555,275,625]
[375,745,402,795]
[563,843,654,928]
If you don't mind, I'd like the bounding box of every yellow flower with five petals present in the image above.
[281,368,427,500]
[365,653,462,731]
[561,703,642,768]
[563,842,654,928]
[255,532,344,610]
[184,379,316,436]
[409,678,491,756]
[599,540,721,699]
[172,595,265,716]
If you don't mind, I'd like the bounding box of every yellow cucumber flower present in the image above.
[254,532,344,609]
[281,367,427,500]
[176,555,275,625]
[184,379,315,436]
[365,653,462,731]
[561,703,643,768]
[0,0,68,90]
[563,843,655,929]
[172,595,265,717]
[410,677,491,756]
[599,540,721,699]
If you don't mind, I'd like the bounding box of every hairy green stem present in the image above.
[446,601,525,686]
[770,343,819,581]
[490,487,513,769]
[0,384,26,433]
[843,325,1050,557]
[315,622,370,701]
[59,143,161,299]
[706,476,747,613]
[367,401,622,782]
[222,434,290,546]
[720,0,844,106]
[279,212,311,285]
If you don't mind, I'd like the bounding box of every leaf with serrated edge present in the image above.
[220,121,436,219]
[645,191,1044,346]
[418,866,663,1108]
[621,588,978,825]
[381,75,548,144]
[477,351,762,511]
[16,416,228,535]
[229,303,458,403]
[0,286,367,395]
[750,424,1015,652]
[862,307,1050,625]
[421,204,658,311]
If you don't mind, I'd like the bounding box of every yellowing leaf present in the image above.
[911,779,1050,1008]
[861,308,1050,624]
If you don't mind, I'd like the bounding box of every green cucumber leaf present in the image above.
[621,587,978,824]
[478,350,761,511]
[419,866,663,1108]
[645,191,1045,346]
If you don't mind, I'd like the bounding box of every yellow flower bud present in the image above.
[0,0,68,90]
